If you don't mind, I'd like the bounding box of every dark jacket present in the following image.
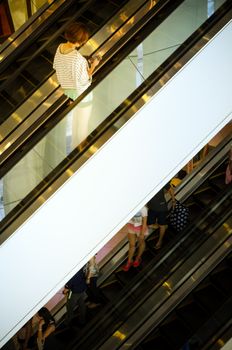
[65,268,87,293]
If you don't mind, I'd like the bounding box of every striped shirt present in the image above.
[53,45,91,96]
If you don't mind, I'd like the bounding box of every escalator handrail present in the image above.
[0,0,85,74]
[0,0,57,55]
[0,0,162,158]
[122,234,232,350]
[50,140,232,327]
[68,190,232,349]
[0,0,231,241]
[0,0,96,88]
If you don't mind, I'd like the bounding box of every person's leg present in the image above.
[72,96,92,151]
[65,292,78,326]
[155,225,167,249]
[134,232,145,266]
[123,232,136,271]
[155,211,168,249]
[89,277,99,302]
[76,292,86,325]
[87,277,102,307]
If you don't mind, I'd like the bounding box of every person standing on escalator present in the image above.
[147,184,175,250]
[63,267,87,327]
[53,22,101,150]
[123,206,148,272]
[53,21,100,101]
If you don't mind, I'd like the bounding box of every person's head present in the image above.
[37,307,52,323]
[65,22,89,46]
[177,169,187,180]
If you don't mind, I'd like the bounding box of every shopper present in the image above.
[53,21,100,100]
[63,268,87,327]
[147,184,175,250]
[123,206,148,272]
[85,255,103,308]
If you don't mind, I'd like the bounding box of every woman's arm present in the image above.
[23,320,32,350]
[42,324,56,340]
[37,321,55,344]
[168,186,176,208]
[86,258,95,283]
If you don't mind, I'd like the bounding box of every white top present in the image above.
[129,206,148,227]
[53,45,91,95]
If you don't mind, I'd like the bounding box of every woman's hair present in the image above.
[38,307,54,324]
[65,22,89,44]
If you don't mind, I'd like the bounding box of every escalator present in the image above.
[0,0,163,162]
[0,0,231,347]
[1,0,230,230]
[0,0,130,123]
[135,253,232,350]
[42,141,232,349]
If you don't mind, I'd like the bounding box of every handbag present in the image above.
[169,200,190,232]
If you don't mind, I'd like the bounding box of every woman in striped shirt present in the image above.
[53,22,100,149]
[53,22,100,100]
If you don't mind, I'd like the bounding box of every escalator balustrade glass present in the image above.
[0,0,226,220]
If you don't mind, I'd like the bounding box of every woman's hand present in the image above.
[91,55,101,68]
[172,199,176,209]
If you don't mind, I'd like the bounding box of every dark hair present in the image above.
[37,307,54,324]
[177,169,187,180]
[65,22,89,44]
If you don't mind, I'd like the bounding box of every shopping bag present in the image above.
[169,201,190,232]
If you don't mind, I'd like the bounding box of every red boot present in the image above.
[122,261,132,272]
[133,257,141,268]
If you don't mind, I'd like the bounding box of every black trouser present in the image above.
[87,277,102,303]
[66,291,86,325]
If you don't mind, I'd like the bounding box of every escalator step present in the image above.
[176,295,209,330]
[210,268,232,296]
[42,38,64,61]
[139,329,172,350]
[183,201,202,220]
[23,55,53,82]
[192,296,232,348]
[0,64,18,82]
[101,280,123,302]
[116,265,140,285]
[3,76,34,104]
[36,25,61,44]
[193,187,218,208]
[0,96,14,123]
[140,247,156,265]
[160,313,192,348]
[208,175,227,191]
[193,283,226,314]
[16,42,40,63]
[83,2,119,25]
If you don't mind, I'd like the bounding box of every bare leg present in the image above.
[135,234,145,260]
[127,233,136,263]
[155,224,167,249]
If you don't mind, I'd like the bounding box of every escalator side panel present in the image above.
[0,21,231,347]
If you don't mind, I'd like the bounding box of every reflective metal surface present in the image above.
[0,76,60,145]
[0,0,154,160]
[102,220,232,349]
[0,0,65,63]
[45,145,232,348]
[1,0,230,240]
[80,0,150,56]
